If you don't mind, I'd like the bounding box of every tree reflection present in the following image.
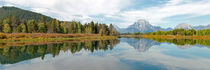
[0,39,119,64]
[151,38,210,47]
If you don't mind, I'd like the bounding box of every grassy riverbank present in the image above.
[141,35,210,39]
[0,33,118,43]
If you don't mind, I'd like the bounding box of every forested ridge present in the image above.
[0,15,119,36]
[0,6,52,22]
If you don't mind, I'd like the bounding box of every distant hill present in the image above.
[115,19,210,33]
[193,24,210,30]
[117,19,172,33]
[175,23,210,30]
[0,6,52,22]
[174,23,193,30]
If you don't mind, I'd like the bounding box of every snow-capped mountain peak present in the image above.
[175,23,193,30]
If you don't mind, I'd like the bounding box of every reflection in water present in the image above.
[120,38,160,52]
[151,38,210,49]
[1,38,210,70]
[121,38,210,52]
[0,39,119,65]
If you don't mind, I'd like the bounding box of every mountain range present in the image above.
[115,19,210,33]
[116,19,172,33]
[174,23,210,30]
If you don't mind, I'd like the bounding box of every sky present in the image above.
[0,0,210,28]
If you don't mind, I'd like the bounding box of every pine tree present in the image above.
[90,21,95,33]
[11,15,19,33]
[38,22,47,33]
[55,20,61,33]
[37,16,47,33]
[109,24,114,35]
[47,19,56,33]
[99,29,103,36]
[27,20,37,33]
[94,23,99,34]
[77,22,83,33]
[21,21,27,33]
[69,21,75,33]
[60,22,68,33]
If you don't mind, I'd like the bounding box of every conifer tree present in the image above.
[11,15,19,33]
[55,20,61,33]
[27,20,37,33]
[60,22,68,33]
[38,22,47,33]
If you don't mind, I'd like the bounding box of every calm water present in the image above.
[1,38,210,70]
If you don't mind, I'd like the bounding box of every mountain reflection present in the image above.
[120,38,160,52]
[121,38,210,52]
[0,39,119,65]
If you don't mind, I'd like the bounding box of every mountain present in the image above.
[175,23,193,30]
[119,19,172,33]
[0,6,52,22]
[113,24,121,31]
[116,19,210,33]
[175,23,210,30]
[193,24,210,30]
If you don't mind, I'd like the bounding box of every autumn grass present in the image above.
[120,35,142,38]
[0,33,118,43]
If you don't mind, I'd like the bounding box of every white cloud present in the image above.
[107,0,210,28]
[2,0,210,28]
[3,0,132,23]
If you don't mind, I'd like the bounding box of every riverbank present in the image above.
[120,35,210,39]
[0,33,118,43]
[141,35,210,39]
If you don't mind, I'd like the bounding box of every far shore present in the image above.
[120,35,210,40]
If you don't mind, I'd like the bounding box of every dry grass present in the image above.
[0,33,100,39]
[0,33,117,43]
[0,36,118,48]
[0,33,118,48]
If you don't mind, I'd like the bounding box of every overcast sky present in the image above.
[0,0,210,28]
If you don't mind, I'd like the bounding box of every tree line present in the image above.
[152,38,210,47]
[130,29,210,36]
[0,15,119,36]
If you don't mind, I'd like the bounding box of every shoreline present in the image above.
[120,35,210,39]
[0,33,118,43]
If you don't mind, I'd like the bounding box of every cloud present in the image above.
[1,0,210,28]
[107,0,210,28]
[2,0,132,23]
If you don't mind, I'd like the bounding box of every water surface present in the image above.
[1,38,210,70]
